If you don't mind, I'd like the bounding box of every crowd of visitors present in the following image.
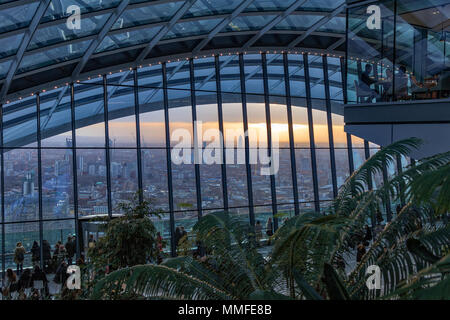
[2,235,82,300]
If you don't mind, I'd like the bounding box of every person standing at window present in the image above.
[31,241,40,267]
[14,242,26,276]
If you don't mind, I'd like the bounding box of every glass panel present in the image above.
[275,14,322,31]
[0,33,24,58]
[226,15,276,32]
[40,86,73,147]
[107,85,137,147]
[244,54,264,95]
[4,222,39,271]
[97,26,161,53]
[185,0,242,17]
[110,149,138,213]
[43,220,76,253]
[113,2,182,30]
[3,95,37,148]
[316,149,333,201]
[167,80,197,210]
[395,0,450,101]
[142,149,169,212]
[353,148,366,170]
[174,210,198,237]
[222,95,248,208]
[0,59,12,80]
[312,108,329,148]
[74,82,105,147]
[334,149,350,188]
[352,135,365,149]
[318,16,346,34]
[275,149,294,204]
[29,14,110,50]
[42,0,121,22]
[163,19,222,40]
[309,55,325,99]
[76,149,108,216]
[295,148,314,202]
[301,0,345,12]
[331,113,347,148]
[267,54,285,96]
[247,100,271,206]
[347,1,395,103]
[0,2,39,33]
[246,0,297,12]
[194,58,223,210]
[288,54,306,97]
[19,40,92,74]
[327,56,344,101]
[4,149,39,222]
[291,99,310,148]
[41,149,74,220]
[219,54,241,93]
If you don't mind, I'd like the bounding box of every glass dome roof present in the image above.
[0,0,346,102]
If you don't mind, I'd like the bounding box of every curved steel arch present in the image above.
[3,53,345,148]
[0,0,346,105]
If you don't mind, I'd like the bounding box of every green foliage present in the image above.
[89,139,449,300]
[88,195,163,272]
[384,253,450,300]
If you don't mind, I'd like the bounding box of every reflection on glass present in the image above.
[108,86,137,147]
[331,114,347,148]
[315,149,332,201]
[41,149,74,220]
[3,96,37,148]
[291,101,310,147]
[110,149,138,213]
[76,149,108,216]
[142,149,168,211]
[312,109,329,148]
[4,222,38,270]
[4,149,39,222]
[296,149,314,202]
[75,82,106,147]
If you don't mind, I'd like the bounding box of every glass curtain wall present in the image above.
[1,52,372,270]
[347,0,450,103]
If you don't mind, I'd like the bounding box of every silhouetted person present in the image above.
[364,225,372,245]
[31,265,49,297]
[42,240,52,273]
[31,241,40,266]
[356,243,366,263]
[14,242,26,276]
[174,227,182,248]
[266,218,273,246]
[65,236,75,265]
[360,64,379,102]
[395,65,409,99]
[396,204,402,216]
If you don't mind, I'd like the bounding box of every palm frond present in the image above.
[346,204,449,299]
[90,264,234,300]
[383,253,450,300]
[332,138,422,216]
[193,212,271,298]
[270,213,347,295]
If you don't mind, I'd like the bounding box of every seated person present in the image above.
[394,66,409,100]
[359,64,380,102]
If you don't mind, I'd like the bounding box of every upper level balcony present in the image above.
[344,0,450,159]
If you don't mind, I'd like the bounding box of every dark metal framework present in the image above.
[0,51,385,272]
[1,0,347,103]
